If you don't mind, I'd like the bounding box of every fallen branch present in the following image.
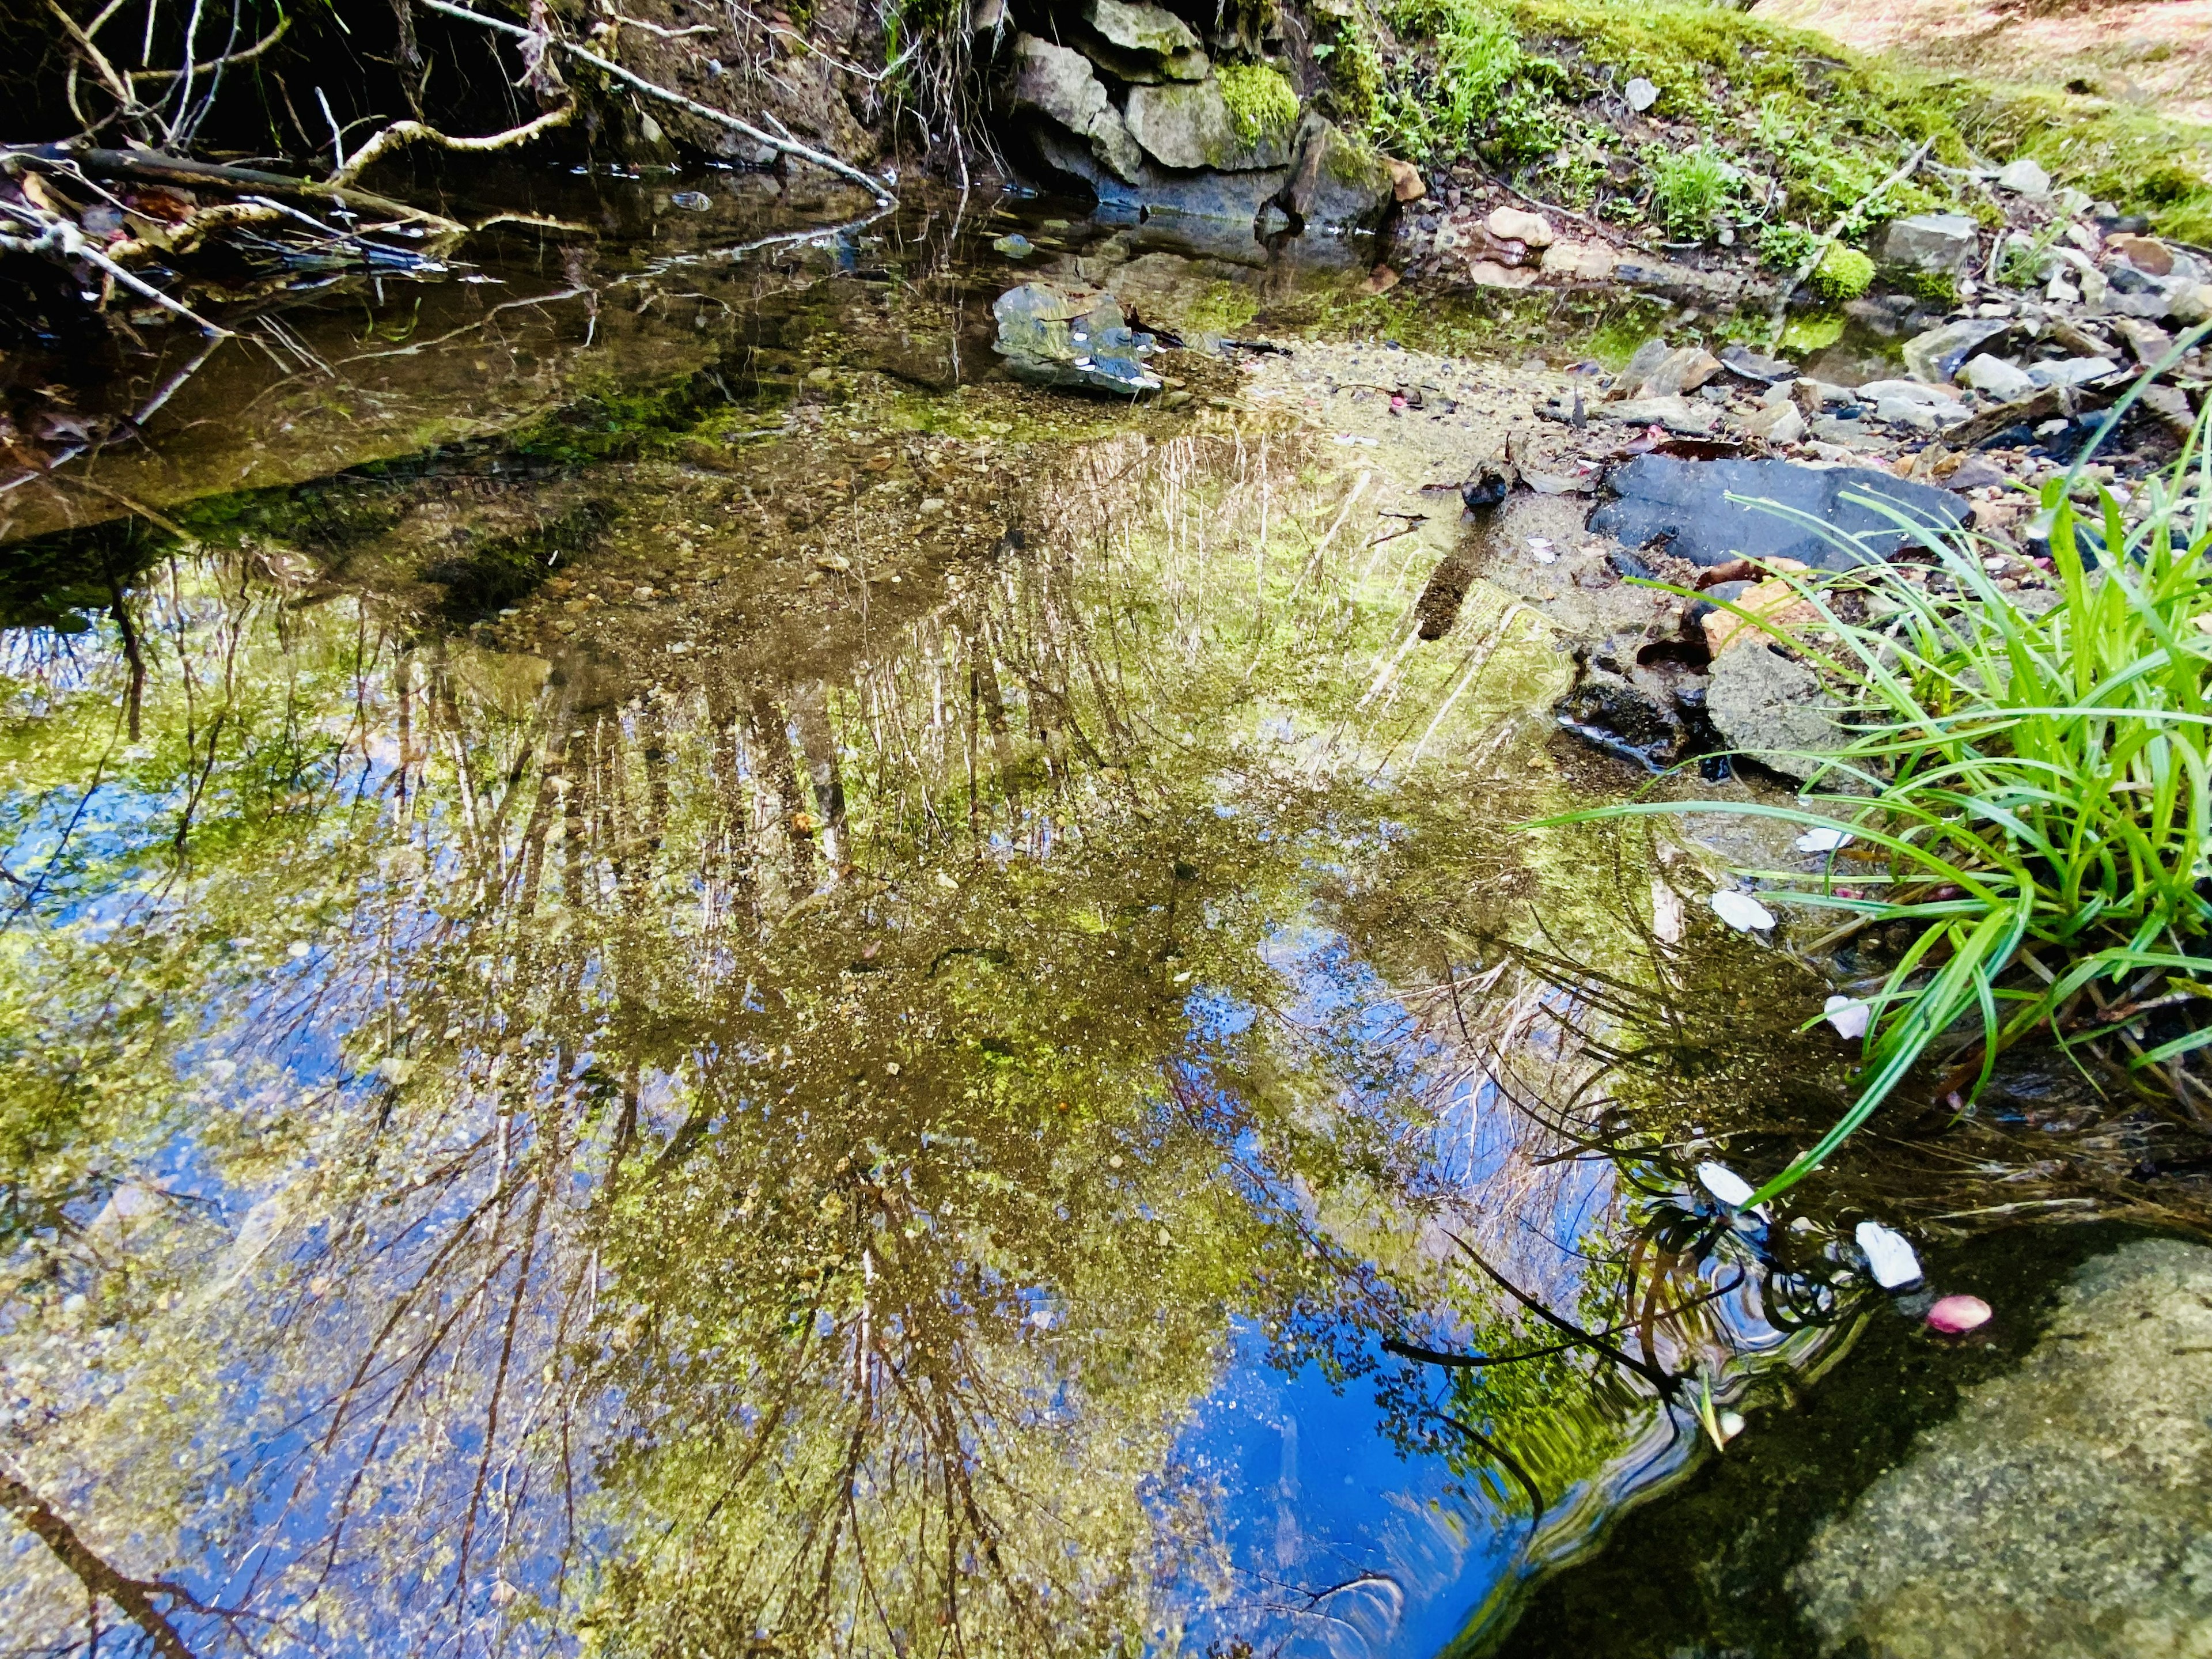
[414,0,895,201]
[3,145,452,229]
[328,99,578,188]
[0,199,230,334]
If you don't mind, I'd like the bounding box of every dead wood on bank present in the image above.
[2,0,896,358]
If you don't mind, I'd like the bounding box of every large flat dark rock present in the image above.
[1587,456,1970,570]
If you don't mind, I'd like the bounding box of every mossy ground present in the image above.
[1330,0,2212,253]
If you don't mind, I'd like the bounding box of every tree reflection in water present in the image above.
[0,427,1861,1659]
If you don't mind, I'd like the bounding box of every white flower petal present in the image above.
[1796,826,1853,853]
[1855,1219,1923,1289]
[1696,1161,1757,1208]
[1823,994,1872,1040]
[1709,890,1776,932]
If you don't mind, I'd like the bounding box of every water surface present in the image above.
[0,171,2113,1659]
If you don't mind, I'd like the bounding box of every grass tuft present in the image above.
[1538,343,2212,1200]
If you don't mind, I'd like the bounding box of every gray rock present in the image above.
[1855,378,1952,406]
[1706,642,1843,780]
[1873,397,1945,432]
[1994,156,2052,196]
[1624,76,1658,112]
[1637,346,1724,399]
[1902,318,2011,383]
[1588,456,1971,571]
[1719,344,1797,384]
[1079,0,1207,80]
[1796,1237,2212,1658]
[1618,338,1671,389]
[2027,354,2120,388]
[991,282,1163,394]
[1743,402,1806,445]
[1601,396,1719,434]
[1876,213,1979,275]
[1556,668,1700,771]
[1028,126,1287,230]
[1944,454,2011,491]
[1281,115,1394,230]
[1124,76,1297,171]
[1957,353,2034,399]
[2169,281,2212,324]
[1808,415,1887,451]
[1006,34,1145,183]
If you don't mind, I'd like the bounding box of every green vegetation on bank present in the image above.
[1325,0,2212,252]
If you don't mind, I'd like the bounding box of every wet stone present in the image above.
[1706,639,1842,781]
[991,281,1163,393]
[1796,1237,2212,1657]
[1902,318,2012,384]
[1588,456,1970,571]
[1875,213,1979,275]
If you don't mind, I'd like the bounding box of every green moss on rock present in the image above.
[1217,62,1301,144]
[1808,244,1874,302]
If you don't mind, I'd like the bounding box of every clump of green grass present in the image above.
[1372,0,1563,163]
[1544,345,2212,1199]
[1649,142,1737,239]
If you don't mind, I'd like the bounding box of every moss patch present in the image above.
[1217,63,1301,145]
[1808,244,1874,302]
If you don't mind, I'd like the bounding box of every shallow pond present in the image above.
[1,170,2203,1659]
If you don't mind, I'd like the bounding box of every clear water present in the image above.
[0,169,1980,1659]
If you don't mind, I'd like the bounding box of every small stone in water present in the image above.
[669,191,712,211]
[1926,1293,1993,1335]
[993,233,1033,259]
[1697,1161,1757,1208]
[1824,994,1872,1040]
[1709,890,1776,932]
[1796,826,1853,853]
[1855,1219,1924,1289]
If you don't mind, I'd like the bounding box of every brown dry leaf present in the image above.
[1703,559,1817,656]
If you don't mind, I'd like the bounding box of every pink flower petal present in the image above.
[1926,1294,1993,1335]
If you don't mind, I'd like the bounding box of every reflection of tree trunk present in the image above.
[790,681,847,876]
[639,700,671,862]
[515,724,574,918]
[702,682,755,927]
[0,1471,198,1659]
[105,573,145,744]
[968,624,1021,817]
[744,692,807,916]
